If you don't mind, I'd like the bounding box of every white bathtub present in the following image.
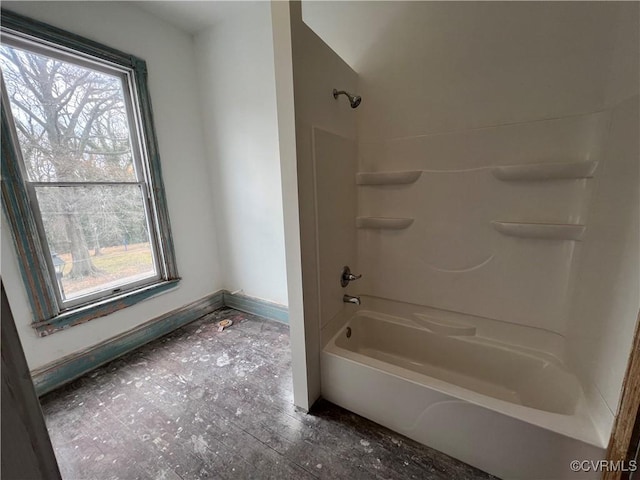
[321,310,605,479]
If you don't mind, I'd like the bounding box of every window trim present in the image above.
[1,30,165,309]
[1,9,180,336]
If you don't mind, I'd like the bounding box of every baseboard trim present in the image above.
[31,290,224,397]
[31,290,289,396]
[222,290,289,324]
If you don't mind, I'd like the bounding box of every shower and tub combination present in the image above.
[315,81,637,479]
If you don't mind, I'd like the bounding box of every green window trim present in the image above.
[1,9,180,336]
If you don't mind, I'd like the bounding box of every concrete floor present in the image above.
[40,308,496,480]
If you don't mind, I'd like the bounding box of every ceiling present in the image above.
[131,0,399,71]
[133,1,256,34]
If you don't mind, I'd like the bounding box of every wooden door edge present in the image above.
[604,311,640,480]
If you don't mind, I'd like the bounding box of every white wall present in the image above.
[1,1,223,370]
[304,1,620,139]
[271,0,309,409]
[604,3,640,108]
[194,2,288,306]
[288,1,358,406]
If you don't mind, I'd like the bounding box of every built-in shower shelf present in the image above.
[356,170,422,185]
[356,217,414,230]
[492,221,585,241]
[492,161,598,181]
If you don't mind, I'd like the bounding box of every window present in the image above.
[1,10,179,335]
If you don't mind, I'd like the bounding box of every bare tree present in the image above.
[1,45,135,278]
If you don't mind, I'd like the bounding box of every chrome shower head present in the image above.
[333,89,361,109]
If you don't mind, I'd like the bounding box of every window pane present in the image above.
[34,185,157,302]
[0,44,137,182]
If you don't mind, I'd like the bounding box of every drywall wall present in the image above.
[288,1,358,405]
[270,1,310,409]
[303,1,621,139]
[194,2,288,306]
[1,1,222,370]
[566,3,640,442]
[604,3,640,108]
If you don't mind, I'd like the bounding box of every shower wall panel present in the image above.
[566,95,640,440]
[313,128,357,329]
[356,112,609,336]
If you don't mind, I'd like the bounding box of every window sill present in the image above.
[32,278,181,337]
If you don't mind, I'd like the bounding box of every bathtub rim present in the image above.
[336,309,566,365]
[323,312,605,449]
[321,295,568,360]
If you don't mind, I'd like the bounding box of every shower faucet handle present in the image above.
[341,266,362,287]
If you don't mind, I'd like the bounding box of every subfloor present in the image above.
[40,308,496,480]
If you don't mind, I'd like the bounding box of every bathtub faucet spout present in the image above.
[343,294,361,305]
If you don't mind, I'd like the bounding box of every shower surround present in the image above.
[319,111,613,480]
[293,2,639,479]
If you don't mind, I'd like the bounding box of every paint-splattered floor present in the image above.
[40,308,496,480]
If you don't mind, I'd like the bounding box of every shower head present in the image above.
[333,89,361,109]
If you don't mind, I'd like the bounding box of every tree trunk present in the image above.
[63,213,100,279]
[93,226,102,256]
